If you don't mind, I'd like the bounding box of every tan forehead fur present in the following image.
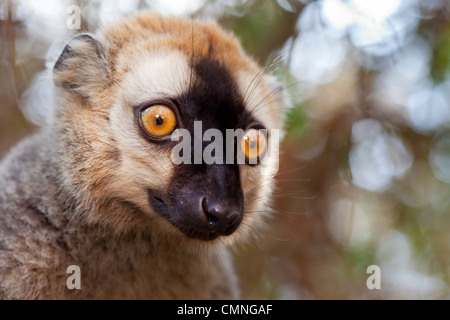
[101,12,259,80]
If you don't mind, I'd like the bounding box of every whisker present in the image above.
[247,75,308,119]
[242,50,287,109]
[272,166,307,177]
[246,209,310,218]
[251,105,293,118]
[273,193,318,200]
[243,69,266,108]
[243,176,310,200]
[273,178,312,183]
[188,18,195,101]
[248,86,283,118]
[246,192,317,205]
[244,180,274,199]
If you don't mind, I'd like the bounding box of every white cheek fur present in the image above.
[105,50,192,206]
[105,50,191,201]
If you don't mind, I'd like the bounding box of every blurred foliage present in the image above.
[284,104,307,137]
[431,25,450,83]
[1,0,450,299]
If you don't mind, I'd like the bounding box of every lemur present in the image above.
[0,12,286,299]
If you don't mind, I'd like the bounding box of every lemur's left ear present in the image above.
[53,33,110,99]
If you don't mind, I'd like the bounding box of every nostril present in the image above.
[207,213,218,223]
[200,197,220,224]
[200,197,216,223]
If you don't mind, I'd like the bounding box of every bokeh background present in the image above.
[1,0,450,299]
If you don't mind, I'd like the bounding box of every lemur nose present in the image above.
[200,197,242,235]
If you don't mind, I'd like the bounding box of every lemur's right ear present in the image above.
[53,34,110,98]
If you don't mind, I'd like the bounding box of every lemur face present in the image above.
[53,13,286,242]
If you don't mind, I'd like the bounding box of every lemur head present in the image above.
[52,12,286,243]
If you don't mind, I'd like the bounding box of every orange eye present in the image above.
[140,105,177,137]
[241,128,267,163]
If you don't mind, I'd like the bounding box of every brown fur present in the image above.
[0,12,286,299]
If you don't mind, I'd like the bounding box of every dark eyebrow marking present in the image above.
[177,57,253,131]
